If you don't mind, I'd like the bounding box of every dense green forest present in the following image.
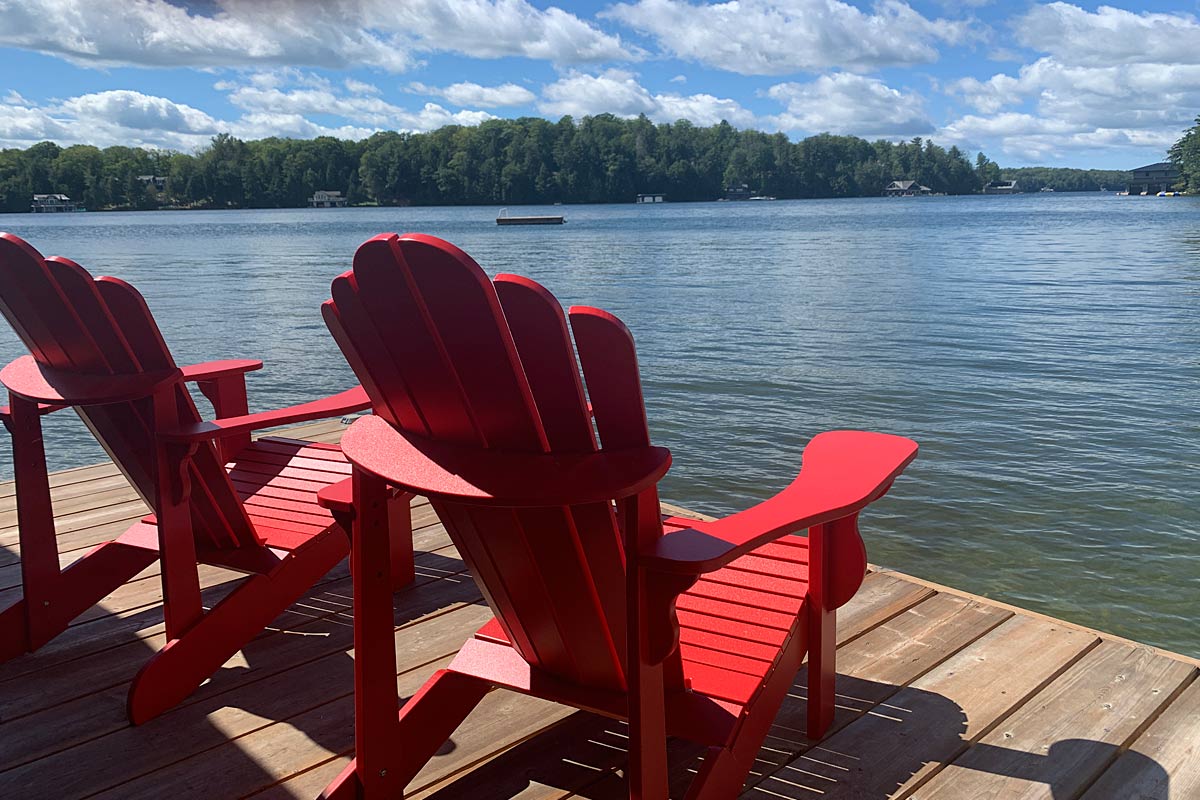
[0,116,987,211]
[997,166,1129,192]
[1169,115,1200,192]
[0,114,1136,212]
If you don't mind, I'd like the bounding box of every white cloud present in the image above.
[0,100,71,145]
[669,74,687,84]
[223,73,496,132]
[539,70,657,118]
[938,4,1200,163]
[604,0,968,75]
[0,0,635,72]
[60,90,221,135]
[765,73,934,138]
[938,112,1180,161]
[537,70,755,126]
[388,1,638,63]
[0,89,224,149]
[1016,3,1200,67]
[655,93,756,127]
[409,81,536,108]
[344,78,381,96]
[230,113,377,143]
[227,86,402,127]
[945,59,1200,159]
[0,73,499,150]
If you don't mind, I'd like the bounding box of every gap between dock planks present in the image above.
[2,419,1198,799]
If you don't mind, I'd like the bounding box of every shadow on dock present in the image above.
[419,673,1172,799]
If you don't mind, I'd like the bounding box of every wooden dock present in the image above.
[1,419,1196,799]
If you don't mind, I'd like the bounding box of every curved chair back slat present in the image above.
[0,233,257,550]
[325,233,673,690]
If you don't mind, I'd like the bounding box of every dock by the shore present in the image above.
[0,419,1196,799]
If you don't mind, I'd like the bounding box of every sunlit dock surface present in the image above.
[1,419,1197,799]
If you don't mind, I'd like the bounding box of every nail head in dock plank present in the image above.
[1,420,1198,800]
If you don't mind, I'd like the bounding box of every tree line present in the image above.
[0,114,1131,212]
[997,166,1130,192]
[1168,115,1200,192]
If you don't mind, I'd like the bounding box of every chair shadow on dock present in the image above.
[0,531,483,799]
[417,672,1172,799]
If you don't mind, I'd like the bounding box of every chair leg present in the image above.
[806,602,836,739]
[321,669,491,799]
[126,528,348,724]
[325,471,491,798]
[388,491,415,590]
[683,747,746,800]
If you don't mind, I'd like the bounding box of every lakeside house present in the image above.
[723,183,752,201]
[983,180,1021,194]
[883,180,931,197]
[309,190,348,208]
[1126,162,1182,195]
[29,193,81,212]
[137,175,167,191]
[635,192,665,203]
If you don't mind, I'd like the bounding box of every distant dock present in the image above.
[496,208,565,225]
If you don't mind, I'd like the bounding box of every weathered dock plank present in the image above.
[1080,674,1200,800]
[751,615,1098,799]
[914,640,1196,800]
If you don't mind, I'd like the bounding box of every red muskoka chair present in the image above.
[0,232,412,724]
[320,233,918,799]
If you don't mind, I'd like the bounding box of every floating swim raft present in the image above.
[496,208,565,225]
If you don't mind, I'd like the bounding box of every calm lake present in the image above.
[1,194,1198,656]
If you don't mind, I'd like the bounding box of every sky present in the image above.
[1,0,1198,169]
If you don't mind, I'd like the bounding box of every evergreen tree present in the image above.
[1169,115,1200,193]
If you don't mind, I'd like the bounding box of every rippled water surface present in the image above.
[2,195,1198,656]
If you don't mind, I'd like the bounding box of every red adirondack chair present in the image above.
[319,233,918,799]
[0,232,413,724]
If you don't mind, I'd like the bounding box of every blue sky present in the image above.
[2,0,1198,169]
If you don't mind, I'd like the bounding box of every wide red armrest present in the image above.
[159,385,369,443]
[337,414,671,507]
[0,355,180,406]
[179,359,263,382]
[644,431,918,575]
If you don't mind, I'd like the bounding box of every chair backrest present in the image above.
[324,233,665,691]
[0,232,258,550]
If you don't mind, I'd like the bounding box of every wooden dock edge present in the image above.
[867,563,1200,670]
[660,497,1198,669]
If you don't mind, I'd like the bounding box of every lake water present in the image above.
[1,195,1198,657]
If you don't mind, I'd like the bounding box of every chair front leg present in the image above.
[806,514,864,739]
[625,491,695,800]
[351,467,406,796]
[3,394,59,654]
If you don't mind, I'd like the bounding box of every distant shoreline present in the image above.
[14,188,1143,215]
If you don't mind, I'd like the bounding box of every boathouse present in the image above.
[983,180,1021,194]
[1126,162,1182,195]
[723,183,752,201]
[29,193,80,212]
[635,193,665,203]
[883,180,931,197]
[309,190,347,208]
